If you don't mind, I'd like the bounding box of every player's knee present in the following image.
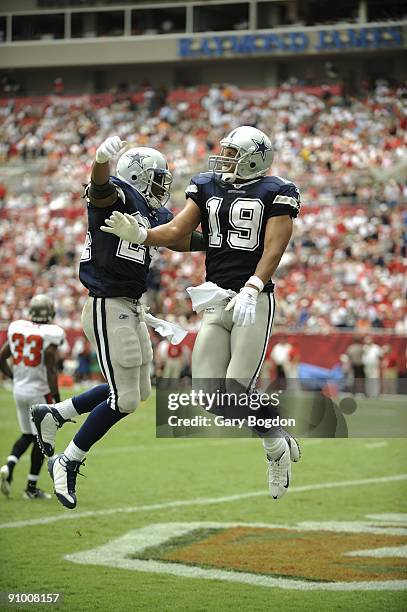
[117,389,140,414]
[112,327,142,368]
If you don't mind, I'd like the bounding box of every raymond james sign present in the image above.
[178,25,403,58]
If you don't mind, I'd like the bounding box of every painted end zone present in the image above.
[154,526,407,582]
[65,517,407,591]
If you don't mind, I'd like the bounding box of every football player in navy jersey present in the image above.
[102,126,302,500]
[31,136,204,509]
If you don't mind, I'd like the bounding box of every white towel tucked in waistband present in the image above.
[186,281,236,313]
[144,313,187,345]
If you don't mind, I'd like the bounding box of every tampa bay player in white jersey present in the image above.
[101,126,301,500]
[0,295,64,499]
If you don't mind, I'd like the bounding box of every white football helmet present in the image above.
[116,147,172,209]
[208,126,274,182]
[29,294,55,323]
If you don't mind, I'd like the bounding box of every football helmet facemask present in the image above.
[208,126,274,182]
[29,294,55,324]
[116,147,172,209]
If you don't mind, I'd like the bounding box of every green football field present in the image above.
[0,387,406,611]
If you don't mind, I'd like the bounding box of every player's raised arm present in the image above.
[101,197,202,247]
[87,136,127,208]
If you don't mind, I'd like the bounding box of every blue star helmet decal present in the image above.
[251,137,271,162]
[126,152,146,168]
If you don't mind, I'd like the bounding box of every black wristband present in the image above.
[88,180,116,200]
[190,231,206,252]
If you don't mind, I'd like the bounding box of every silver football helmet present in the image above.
[208,126,274,182]
[29,294,55,324]
[116,146,172,209]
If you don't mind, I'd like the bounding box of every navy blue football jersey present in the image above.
[80,177,173,298]
[185,173,300,293]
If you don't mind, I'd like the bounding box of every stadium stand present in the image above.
[1,83,405,340]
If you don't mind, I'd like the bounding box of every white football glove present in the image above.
[100,211,147,244]
[225,286,258,327]
[95,136,127,163]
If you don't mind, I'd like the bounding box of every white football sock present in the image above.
[262,436,288,460]
[64,441,86,463]
[55,398,79,421]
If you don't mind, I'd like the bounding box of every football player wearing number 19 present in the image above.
[101,126,302,500]
[31,136,204,509]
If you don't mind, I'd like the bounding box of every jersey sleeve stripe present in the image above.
[274,195,300,210]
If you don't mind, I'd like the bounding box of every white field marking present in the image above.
[358,408,401,416]
[91,438,254,456]
[1,473,407,531]
[15,435,391,462]
[364,441,389,449]
[13,437,370,462]
[346,545,407,558]
[296,521,407,535]
[15,438,255,462]
[65,520,407,591]
[74,438,331,455]
[367,514,407,524]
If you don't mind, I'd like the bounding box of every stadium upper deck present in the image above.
[0,0,406,93]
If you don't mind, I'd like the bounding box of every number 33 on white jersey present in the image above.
[7,320,65,397]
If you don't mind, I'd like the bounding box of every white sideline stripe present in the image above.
[1,473,406,530]
[364,442,388,449]
[15,439,255,462]
[11,437,384,461]
[91,439,253,455]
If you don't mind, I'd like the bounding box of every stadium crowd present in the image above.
[0,81,406,343]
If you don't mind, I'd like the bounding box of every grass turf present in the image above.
[0,387,406,611]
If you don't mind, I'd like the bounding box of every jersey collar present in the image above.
[232,178,262,188]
